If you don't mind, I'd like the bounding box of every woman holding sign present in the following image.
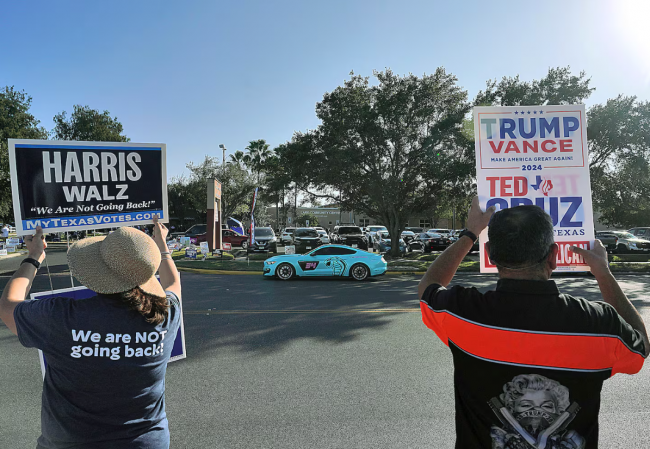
[0,216,181,449]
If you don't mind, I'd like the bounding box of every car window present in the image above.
[187,225,206,234]
[329,247,357,255]
[615,232,635,239]
[295,229,318,237]
[637,230,646,235]
[254,228,274,237]
[311,247,336,256]
[338,227,362,234]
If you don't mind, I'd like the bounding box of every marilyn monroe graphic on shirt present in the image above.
[489,374,585,449]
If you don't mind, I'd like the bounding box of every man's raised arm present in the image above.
[418,197,495,299]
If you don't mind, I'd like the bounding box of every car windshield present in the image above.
[616,232,635,239]
[295,229,318,237]
[431,229,448,233]
[188,225,206,234]
[317,230,327,235]
[339,227,362,234]
[255,228,274,237]
[378,231,391,239]
[368,226,387,232]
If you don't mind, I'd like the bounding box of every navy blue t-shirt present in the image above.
[14,291,181,449]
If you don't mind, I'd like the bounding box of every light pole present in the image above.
[219,144,226,230]
[219,143,226,168]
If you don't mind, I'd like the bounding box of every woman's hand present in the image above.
[152,215,169,251]
[25,226,47,263]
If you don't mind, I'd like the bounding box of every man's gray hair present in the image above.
[487,205,554,268]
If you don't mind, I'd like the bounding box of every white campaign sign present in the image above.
[473,105,594,273]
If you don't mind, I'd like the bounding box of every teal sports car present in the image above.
[263,244,387,281]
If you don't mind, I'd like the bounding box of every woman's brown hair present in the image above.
[105,287,170,325]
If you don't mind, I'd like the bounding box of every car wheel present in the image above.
[617,243,627,254]
[241,241,248,249]
[276,263,295,280]
[424,247,431,253]
[350,263,369,281]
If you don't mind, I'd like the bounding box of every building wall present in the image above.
[266,206,623,233]
[266,206,457,231]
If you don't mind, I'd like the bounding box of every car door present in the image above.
[297,247,334,276]
[314,247,357,277]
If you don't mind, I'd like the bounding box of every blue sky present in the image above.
[2,0,649,179]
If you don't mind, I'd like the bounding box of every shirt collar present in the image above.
[495,278,560,295]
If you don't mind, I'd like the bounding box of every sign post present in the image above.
[473,105,594,272]
[206,179,222,251]
[8,140,168,235]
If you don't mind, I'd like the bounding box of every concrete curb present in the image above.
[176,267,650,277]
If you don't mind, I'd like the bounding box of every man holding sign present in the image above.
[417,196,648,448]
[0,216,181,449]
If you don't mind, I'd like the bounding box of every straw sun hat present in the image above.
[67,227,165,298]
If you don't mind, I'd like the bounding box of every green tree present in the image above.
[52,105,129,141]
[295,213,319,227]
[474,66,594,107]
[169,155,258,226]
[0,86,48,220]
[279,69,473,255]
[588,97,650,226]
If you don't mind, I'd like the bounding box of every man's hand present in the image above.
[570,240,609,278]
[466,196,496,236]
[152,215,169,252]
[24,226,46,263]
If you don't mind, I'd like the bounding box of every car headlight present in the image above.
[381,256,386,263]
[629,242,637,248]
[266,261,277,265]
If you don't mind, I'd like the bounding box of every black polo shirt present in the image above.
[420,278,646,449]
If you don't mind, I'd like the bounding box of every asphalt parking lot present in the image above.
[1,272,649,448]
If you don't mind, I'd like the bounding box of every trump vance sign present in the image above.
[473,105,595,273]
[8,140,168,235]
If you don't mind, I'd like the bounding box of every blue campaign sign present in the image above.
[31,285,186,379]
[8,139,169,235]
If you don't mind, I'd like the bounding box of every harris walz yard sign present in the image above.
[8,140,168,235]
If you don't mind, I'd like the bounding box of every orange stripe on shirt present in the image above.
[420,301,644,376]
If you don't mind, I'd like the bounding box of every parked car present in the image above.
[364,225,388,241]
[174,224,207,244]
[428,229,452,240]
[594,231,619,252]
[401,230,417,243]
[280,227,296,245]
[456,228,480,252]
[373,231,408,254]
[404,227,424,234]
[264,244,387,281]
[292,228,323,253]
[415,232,449,252]
[627,227,650,239]
[331,226,369,250]
[222,229,249,249]
[248,227,279,253]
[607,231,650,254]
[316,229,330,244]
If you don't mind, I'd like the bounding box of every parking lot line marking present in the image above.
[184,309,420,315]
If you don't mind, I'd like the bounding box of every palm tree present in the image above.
[245,139,272,183]
[229,150,249,167]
